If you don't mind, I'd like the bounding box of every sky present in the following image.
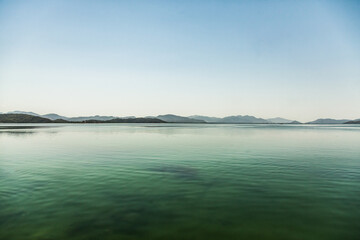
[0,0,359,121]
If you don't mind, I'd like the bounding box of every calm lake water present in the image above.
[1,123,360,240]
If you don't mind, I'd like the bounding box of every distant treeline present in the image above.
[0,114,165,123]
[344,120,360,124]
[1,113,359,124]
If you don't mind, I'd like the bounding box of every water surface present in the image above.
[1,124,360,239]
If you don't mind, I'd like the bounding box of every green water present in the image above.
[1,124,360,240]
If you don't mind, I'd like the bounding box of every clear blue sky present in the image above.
[1,0,359,121]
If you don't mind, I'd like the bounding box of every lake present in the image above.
[1,124,360,239]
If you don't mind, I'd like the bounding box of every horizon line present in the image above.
[1,110,359,123]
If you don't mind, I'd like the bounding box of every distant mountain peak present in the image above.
[157,114,205,123]
[191,115,268,123]
[267,117,293,124]
[307,118,350,124]
[7,111,40,116]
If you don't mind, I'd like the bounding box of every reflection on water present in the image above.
[0,125,59,129]
[0,131,37,136]
[0,124,360,240]
[0,125,61,136]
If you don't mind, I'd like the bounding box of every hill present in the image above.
[0,114,53,123]
[5,111,118,122]
[0,114,165,123]
[7,111,41,116]
[267,117,293,124]
[69,115,119,122]
[289,121,302,124]
[189,115,222,123]
[157,114,205,123]
[344,120,360,124]
[190,115,268,123]
[83,118,165,123]
[42,113,69,120]
[221,115,268,123]
[307,118,350,124]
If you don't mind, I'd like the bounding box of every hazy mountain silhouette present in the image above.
[267,117,294,124]
[6,111,118,122]
[42,113,68,120]
[68,115,119,121]
[191,115,268,123]
[83,118,165,123]
[2,111,358,124]
[222,115,268,123]
[0,114,52,123]
[189,115,222,122]
[307,118,350,124]
[157,114,205,123]
[7,111,41,116]
[0,114,164,123]
[289,121,302,124]
[344,120,360,124]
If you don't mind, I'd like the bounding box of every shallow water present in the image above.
[1,123,360,240]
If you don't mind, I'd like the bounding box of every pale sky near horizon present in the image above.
[0,0,359,122]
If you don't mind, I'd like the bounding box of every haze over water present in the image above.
[1,123,360,240]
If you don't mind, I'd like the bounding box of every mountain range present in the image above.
[1,111,359,124]
[266,117,294,124]
[156,114,205,123]
[306,118,351,124]
[0,114,164,124]
[344,120,360,124]
[190,115,269,123]
[5,111,137,122]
